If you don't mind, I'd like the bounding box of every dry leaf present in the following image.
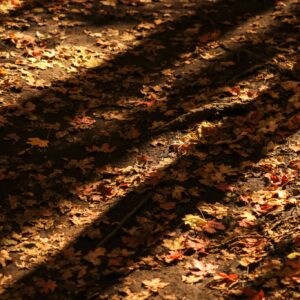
[142,278,169,292]
[183,214,206,230]
[27,137,49,148]
[84,247,106,266]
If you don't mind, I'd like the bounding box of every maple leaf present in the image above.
[183,214,206,230]
[0,250,12,267]
[239,211,258,227]
[185,237,209,253]
[214,273,238,283]
[242,288,265,300]
[35,278,57,294]
[182,274,203,284]
[172,186,185,200]
[239,219,258,228]
[288,93,300,109]
[160,202,176,210]
[199,30,221,43]
[162,236,186,251]
[84,247,106,266]
[198,203,228,220]
[99,143,116,153]
[164,250,184,264]
[27,137,49,148]
[183,259,218,283]
[187,259,217,275]
[70,116,96,129]
[227,86,241,96]
[120,287,151,300]
[142,278,169,292]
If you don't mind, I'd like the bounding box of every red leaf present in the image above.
[227,86,241,96]
[215,273,238,281]
[243,288,265,300]
[164,251,184,263]
[216,183,236,192]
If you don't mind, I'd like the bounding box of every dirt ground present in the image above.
[0,0,299,299]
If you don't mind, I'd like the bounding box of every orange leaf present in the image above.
[27,137,49,148]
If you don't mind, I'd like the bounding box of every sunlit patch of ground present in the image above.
[0,0,23,14]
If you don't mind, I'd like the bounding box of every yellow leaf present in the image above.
[162,236,186,251]
[0,250,12,267]
[287,252,300,260]
[27,137,49,148]
[241,211,257,221]
[183,214,206,229]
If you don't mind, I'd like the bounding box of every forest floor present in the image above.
[0,0,299,299]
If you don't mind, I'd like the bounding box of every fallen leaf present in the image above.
[183,214,206,230]
[164,251,184,264]
[84,247,106,266]
[142,278,169,292]
[214,273,238,282]
[162,236,186,251]
[204,220,225,233]
[287,252,300,260]
[35,278,57,294]
[27,137,49,148]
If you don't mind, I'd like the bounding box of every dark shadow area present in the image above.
[0,0,284,235]
[2,84,299,300]
[0,0,299,298]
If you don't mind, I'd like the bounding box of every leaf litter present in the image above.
[0,0,299,299]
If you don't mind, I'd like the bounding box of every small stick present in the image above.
[97,192,153,246]
[207,235,267,252]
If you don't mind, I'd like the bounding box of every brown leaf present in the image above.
[204,220,225,233]
[27,137,49,148]
[35,278,57,294]
[84,247,106,266]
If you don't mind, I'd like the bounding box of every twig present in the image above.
[229,62,268,83]
[97,192,153,246]
[207,235,267,252]
[270,213,298,230]
[154,100,254,134]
